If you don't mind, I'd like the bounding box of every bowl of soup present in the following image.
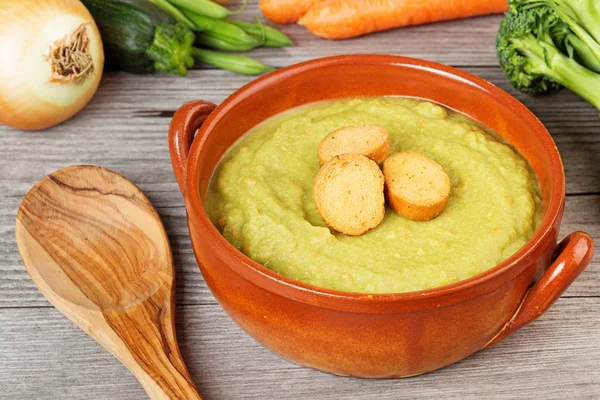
[168,55,593,377]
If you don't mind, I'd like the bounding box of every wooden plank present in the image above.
[1,298,598,399]
[1,69,599,307]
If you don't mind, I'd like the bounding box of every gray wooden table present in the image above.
[1,3,599,399]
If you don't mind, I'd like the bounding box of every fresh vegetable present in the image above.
[259,0,318,24]
[298,0,509,39]
[81,0,195,75]
[192,48,275,75]
[497,0,600,110]
[549,0,600,64]
[565,34,600,73]
[183,10,261,49]
[167,0,240,19]
[225,18,293,47]
[82,0,279,76]
[531,0,600,73]
[0,0,104,130]
[195,34,258,52]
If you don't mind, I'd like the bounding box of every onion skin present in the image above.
[0,0,104,130]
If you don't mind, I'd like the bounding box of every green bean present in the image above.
[149,0,195,29]
[195,33,258,52]
[192,48,275,75]
[167,0,239,19]
[224,18,293,47]
[183,10,260,47]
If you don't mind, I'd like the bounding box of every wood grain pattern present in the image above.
[1,0,599,397]
[15,166,201,400]
[1,298,598,399]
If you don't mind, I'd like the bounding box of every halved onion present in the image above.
[0,0,104,130]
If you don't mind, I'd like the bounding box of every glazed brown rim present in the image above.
[185,55,565,312]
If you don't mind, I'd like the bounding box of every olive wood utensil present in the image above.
[16,165,202,400]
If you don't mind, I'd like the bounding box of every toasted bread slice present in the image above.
[313,154,385,236]
[383,152,450,221]
[318,124,391,165]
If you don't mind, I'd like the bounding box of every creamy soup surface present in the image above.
[206,97,542,293]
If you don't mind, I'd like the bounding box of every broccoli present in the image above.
[551,0,600,65]
[497,0,600,110]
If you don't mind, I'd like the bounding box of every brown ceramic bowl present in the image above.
[168,55,594,378]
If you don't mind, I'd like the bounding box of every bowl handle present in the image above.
[483,231,594,349]
[169,100,218,195]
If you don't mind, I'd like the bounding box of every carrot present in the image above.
[299,0,509,39]
[260,0,320,24]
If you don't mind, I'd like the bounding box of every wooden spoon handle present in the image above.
[101,301,201,399]
[42,291,201,399]
[94,290,202,400]
[52,286,202,399]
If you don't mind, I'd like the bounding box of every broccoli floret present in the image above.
[497,5,561,93]
[497,0,600,110]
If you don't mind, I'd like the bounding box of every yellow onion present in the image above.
[0,0,104,130]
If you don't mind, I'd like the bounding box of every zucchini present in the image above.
[81,0,195,75]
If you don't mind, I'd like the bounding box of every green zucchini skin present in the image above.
[81,0,194,75]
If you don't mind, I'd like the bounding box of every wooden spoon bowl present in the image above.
[16,165,201,400]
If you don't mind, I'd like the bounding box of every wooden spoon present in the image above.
[15,165,202,400]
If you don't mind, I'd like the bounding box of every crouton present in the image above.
[313,154,385,235]
[383,152,450,221]
[318,124,391,165]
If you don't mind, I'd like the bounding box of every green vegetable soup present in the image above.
[206,97,542,293]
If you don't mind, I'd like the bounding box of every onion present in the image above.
[0,0,104,130]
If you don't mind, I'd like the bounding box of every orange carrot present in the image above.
[260,0,320,24]
[299,0,509,39]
